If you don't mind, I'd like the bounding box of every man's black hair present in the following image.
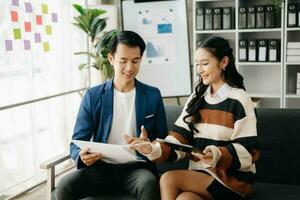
[109,31,146,56]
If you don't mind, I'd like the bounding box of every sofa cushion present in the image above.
[255,108,300,185]
[252,182,300,200]
[164,105,183,131]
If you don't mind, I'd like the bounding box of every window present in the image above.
[0,0,88,196]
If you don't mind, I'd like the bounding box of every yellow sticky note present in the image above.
[13,29,21,39]
[46,25,52,35]
[43,42,49,52]
[41,4,48,14]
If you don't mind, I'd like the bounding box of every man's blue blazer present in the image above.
[70,79,168,168]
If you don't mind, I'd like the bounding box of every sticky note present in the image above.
[12,0,19,6]
[36,15,42,25]
[24,40,31,50]
[24,22,31,32]
[25,2,32,13]
[43,42,49,52]
[45,25,52,35]
[34,33,41,43]
[11,11,18,22]
[41,4,48,14]
[13,29,21,39]
[5,40,13,51]
[51,13,58,23]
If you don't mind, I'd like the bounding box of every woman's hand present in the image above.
[192,149,213,164]
[124,126,153,155]
[79,148,103,166]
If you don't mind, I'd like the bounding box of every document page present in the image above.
[72,140,144,164]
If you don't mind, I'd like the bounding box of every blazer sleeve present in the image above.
[153,88,168,139]
[70,89,94,169]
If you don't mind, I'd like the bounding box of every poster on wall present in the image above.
[137,8,176,64]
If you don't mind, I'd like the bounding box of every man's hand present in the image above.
[79,148,103,166]
[124,126,153,154]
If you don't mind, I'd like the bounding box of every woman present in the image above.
[126,36,260,200]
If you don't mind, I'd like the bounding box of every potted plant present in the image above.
[72,4,118,80]
[268,0,284,12]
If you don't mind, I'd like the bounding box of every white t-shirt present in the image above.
[107,88,136,145]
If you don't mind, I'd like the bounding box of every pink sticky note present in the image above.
[11,11,18,22]
[24,40,31,50]
[5,40,13,51]
[34,33,41,43]
[36,15,42,25]
[24,22,31,32]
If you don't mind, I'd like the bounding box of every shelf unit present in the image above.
[193,0,300,108]
[283,0,300,108]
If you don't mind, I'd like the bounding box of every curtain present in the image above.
[0,0,88,195]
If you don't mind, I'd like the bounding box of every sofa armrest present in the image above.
[40,152,73,200]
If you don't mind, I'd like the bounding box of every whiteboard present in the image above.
[121,0,191,97]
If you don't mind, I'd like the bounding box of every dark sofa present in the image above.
[42,105,300,200]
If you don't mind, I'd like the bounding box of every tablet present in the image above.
[156,138,203,154]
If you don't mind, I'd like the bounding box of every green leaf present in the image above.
[102,60,114,78]
[94,19,107,39]
[73,4,85,15]
[95,29,118,56]
[88,8,106,19]
[74,15,91,34]
[71,22,89,34]
[90,18,107,41]
[78,63,88,70]
[74,51,97,58]
[91,63,100,70]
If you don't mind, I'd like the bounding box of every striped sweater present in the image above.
[149,87,260,198]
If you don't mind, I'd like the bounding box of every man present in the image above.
[54,31,167,200]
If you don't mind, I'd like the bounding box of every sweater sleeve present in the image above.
[145,94,195,162]
[217,91,260,172]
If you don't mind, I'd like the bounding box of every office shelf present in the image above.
[238,28,282,33]
[238,62,282,66]
[193,0,300,108]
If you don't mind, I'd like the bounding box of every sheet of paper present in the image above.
[72,140,144,164]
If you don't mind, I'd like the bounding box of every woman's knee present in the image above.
[176,192,203,200]
[159,171,179,187]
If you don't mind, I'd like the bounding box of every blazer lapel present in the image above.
[101,80,113,143]
[135,80,146,137]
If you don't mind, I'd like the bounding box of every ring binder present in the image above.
[265,5,275,28]
[258,39,268,62]
[205,8,213,30]
[298,3,300,27]
[256,6,265,28]
[248,39,257,62]
[196,8,204,30]
[288,4,298,27]
[247,6,256,29]
[239,7,247,29]
[269,39,280,62]
[223,7,233,29]
[239,39,248,62]
[213,8,222,30]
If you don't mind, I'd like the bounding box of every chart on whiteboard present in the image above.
[137,8,176,65]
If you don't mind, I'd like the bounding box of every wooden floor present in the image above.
[12,184,46,200]
[10,168,75,200]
